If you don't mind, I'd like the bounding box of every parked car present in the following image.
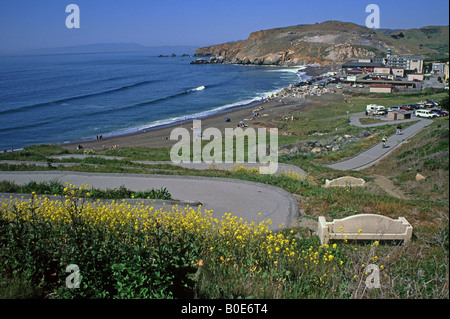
[426,100,440,107]
[415,103,426,109]
[415,109,438,118]
[389,106,401,111]
[401,105,412,111]
[431,109,449,117]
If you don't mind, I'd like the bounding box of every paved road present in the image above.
[326,115,433,171]
[348,112,420,128]
[0,171,298,231]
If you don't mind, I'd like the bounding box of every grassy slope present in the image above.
[1,91,447,223]
[385,26,449,59]
[1,91,448,299]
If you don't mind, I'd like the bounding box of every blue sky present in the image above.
[0,0,448,52]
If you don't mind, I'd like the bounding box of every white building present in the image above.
[384,49,424,73]
[432,62,446,74]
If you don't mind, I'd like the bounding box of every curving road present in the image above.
[0,171,299,231]
[325,114,433,171]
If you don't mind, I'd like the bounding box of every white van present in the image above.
[366,104,387,115]
[415,109,437,118]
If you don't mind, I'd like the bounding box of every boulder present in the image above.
[332,145,341,152]
[289,146,299,154]
[415,173,426,181]
[262,53,283,65]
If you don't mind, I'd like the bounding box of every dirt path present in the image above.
[373,174,411,200]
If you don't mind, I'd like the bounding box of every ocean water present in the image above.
[0,52,306,151]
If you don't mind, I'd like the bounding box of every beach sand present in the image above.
[62,97,309,151]
[62,65,341,152]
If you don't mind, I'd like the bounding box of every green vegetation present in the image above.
[386,26,449,60]
[0,144,70,162]
[0,90,448,299]
[0,180,173,201]
[1,186,447,299]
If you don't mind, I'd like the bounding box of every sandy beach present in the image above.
[62,64,340,152]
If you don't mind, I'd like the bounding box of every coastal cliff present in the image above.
[194,21,449,66]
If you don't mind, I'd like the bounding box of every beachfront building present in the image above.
[432,62,446,74]
[445,62,449,82]
[343,59,405,78]
[385,54,424,73]
[370,83,392,93]
[341,60,385,74]
[407,73,424,82]
[341,52,422,92]
[374,66,391,75]
[391,67,405,78]
[387,110,412,121]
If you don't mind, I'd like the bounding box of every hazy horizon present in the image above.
[0,0,449,53]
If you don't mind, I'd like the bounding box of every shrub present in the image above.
[0,185,447,299]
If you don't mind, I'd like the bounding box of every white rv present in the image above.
[366,104,387,115]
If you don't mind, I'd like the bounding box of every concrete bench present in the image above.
[318,214,413,246]
[323,176,366,188]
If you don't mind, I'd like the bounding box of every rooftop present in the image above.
[387,55,425,60]
[370,83,392,87]
[342,61,385,68]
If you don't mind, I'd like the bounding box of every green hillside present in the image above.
[379,25,449,60]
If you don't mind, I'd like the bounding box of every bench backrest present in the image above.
[331,214,408,234]
[318,214,413,245]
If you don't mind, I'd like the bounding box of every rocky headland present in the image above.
[193,20,448,66]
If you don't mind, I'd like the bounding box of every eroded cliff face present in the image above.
[194,21,418,66]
